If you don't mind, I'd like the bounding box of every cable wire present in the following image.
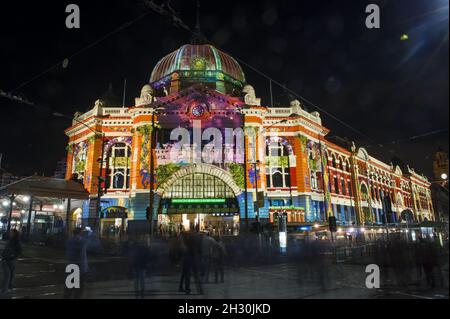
[11,11,151,92]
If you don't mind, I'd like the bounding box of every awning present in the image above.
[0,176,89,200]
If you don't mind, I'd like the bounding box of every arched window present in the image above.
[308,144,319,190]
[339,157,344,171]
[361,184,369,201]
[266,141,291,188]
[332,154,337,168]
[334,176,340,194]
[341,178,346,196]
[106,143,131,190]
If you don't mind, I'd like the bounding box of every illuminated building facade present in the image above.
[64,44,434,235]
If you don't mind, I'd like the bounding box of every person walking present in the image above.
[178,232,203,295]
[200,233,216,283]
[64,227,88,299]
[130,238,150,299]
[211,238,225,284]
[1,229,22,295]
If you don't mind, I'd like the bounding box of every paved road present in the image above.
[1,242,448,299]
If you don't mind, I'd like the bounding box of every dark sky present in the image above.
[0,0,448,178]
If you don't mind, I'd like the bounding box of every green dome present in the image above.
[150,44,246,89]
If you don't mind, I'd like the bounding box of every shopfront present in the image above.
[100,206,128,238]
[269,207,306,224]
[160,198,240,236]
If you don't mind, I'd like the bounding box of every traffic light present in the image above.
[328,216,337,232]
[146,207,151,220]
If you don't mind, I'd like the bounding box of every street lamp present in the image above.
[441,173,448,181]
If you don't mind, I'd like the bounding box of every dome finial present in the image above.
[191,0,207,44]
[195,0,201,32]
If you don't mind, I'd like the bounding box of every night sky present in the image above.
[0,0,448,178]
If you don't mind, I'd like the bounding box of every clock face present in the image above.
[192,104,205,117]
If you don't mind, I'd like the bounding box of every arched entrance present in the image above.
[156,164,242,236]
[72,208,82,228]
[100,206,128,238]
[400,209,414,223]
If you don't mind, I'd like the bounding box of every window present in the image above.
[341,179,346,196]
[361,184,369,201]
[106,143,131,190]
[165,173,235,199]
[332,155,337,168]
[73,143,87,182]
[265,141,291,188]
[311,172,318,190]
[308,146,319,190]
[334,176,339,194]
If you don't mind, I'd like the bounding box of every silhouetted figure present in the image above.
[413,241,424,283]
[178,232,203,295]
[200,233,216,283]
[211,238,225,283]
[1,229,22,295]
[310,240,330,290]
[420,239,439,288]
[130,239,150,299]
[168,234,181,266]
[64,228,88,299]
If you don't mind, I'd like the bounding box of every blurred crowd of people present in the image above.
[1,226,447,299]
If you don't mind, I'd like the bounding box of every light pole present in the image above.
[237,109,287,232]
[4,195,16,235]
[26,196,34,240]
[95,133,106,232]
[149,107,164,238]
[149,112,156,237]
[237,107,249,232]
[251,160,261,224]
[252,119,288,232]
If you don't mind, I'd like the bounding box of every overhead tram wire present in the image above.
[142,0,376,144]
[11,10,152,93]
[228,54,376,143]
[364,128,449,149]
[0,90,100,135]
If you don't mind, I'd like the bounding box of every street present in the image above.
[2,241,448,299]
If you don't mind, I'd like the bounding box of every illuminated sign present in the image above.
[171,199,226,204]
